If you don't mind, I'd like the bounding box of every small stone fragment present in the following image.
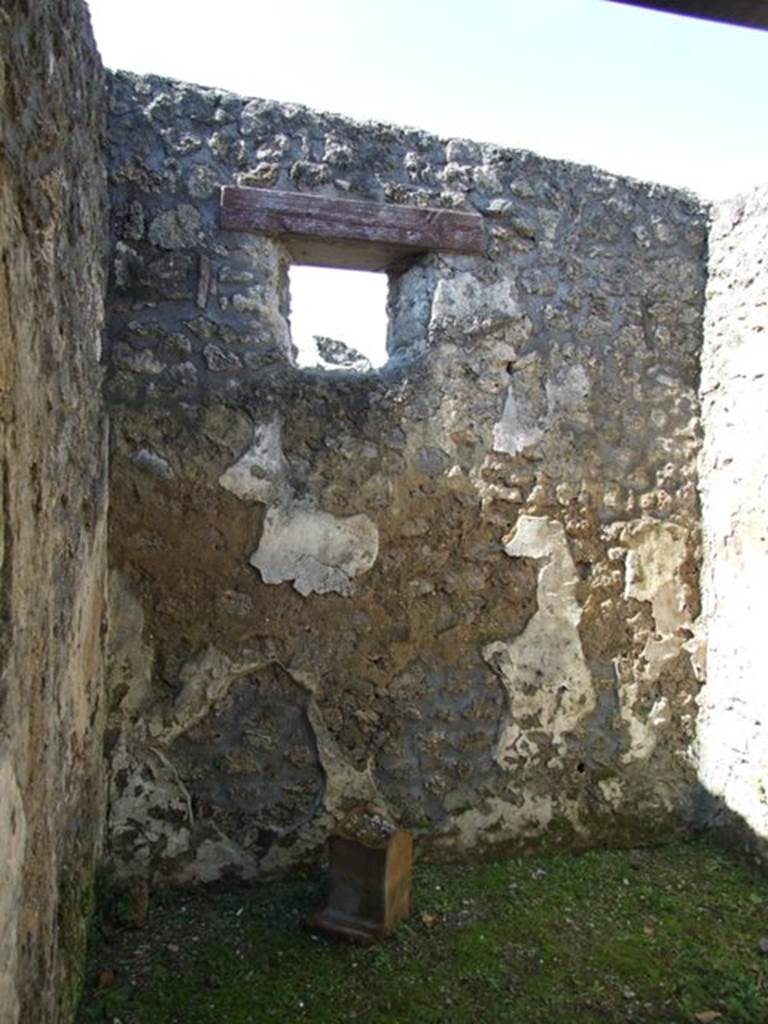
[128,448,174,480]
[196,255,211,310]
[187,164,219,200]
[203,343,242,372]
[237,163,279,188]
[314,336,371,374]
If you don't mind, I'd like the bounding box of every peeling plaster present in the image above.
[620,519,692,679]
[257,695,391,876]
[615,658,673,764]
[107,734,193,872]
[217,416,287,504]
[217,415,380,597]
[492,354,545,455]
[483,515,595,769]
[621,518,690,635]
[109,642,396,881]
[104,71,710,882]
[251,505,379,597]
[613,518,694,763]
[148,645,276,744]
[493,358,592,456]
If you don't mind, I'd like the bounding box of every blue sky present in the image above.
[87,0,767,361]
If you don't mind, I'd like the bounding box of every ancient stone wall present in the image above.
[0,2,108,1021]
[105,71,708,885]
[696,186,768,858]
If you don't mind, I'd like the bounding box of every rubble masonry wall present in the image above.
[0,3,108,1021]
[104,71,708,885]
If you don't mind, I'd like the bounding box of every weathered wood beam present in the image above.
[220,187,485,272]
[608,0,768,31]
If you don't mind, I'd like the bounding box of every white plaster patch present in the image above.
[218,416,380,597]
[0,743,25,1024]
[493,358,591,456]
[612,518,693,763]
[625,519,692,685]
[492,354,545,455]
[621,518,690,635]
[217,416,286,504]
[493,356,593,456]
[251,505,379,597]
[107,739,193,872]
[615,657,673,764]
[483,515,595,768]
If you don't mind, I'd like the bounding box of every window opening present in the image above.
[288,266,389,372]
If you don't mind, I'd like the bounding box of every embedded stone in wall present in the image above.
[148,204,202,250]
[430,271,526,340]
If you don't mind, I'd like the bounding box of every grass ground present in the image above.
[77,839,768,1024]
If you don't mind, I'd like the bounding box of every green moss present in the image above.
[78,839,768,1024]
[94,870,150,929]
[58,867,95,1023]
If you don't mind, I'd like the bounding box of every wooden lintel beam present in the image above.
[220,186,485,271]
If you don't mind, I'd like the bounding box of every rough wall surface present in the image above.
[105,71,707,885]
[0,3,108,1021]
[697,186,768,856]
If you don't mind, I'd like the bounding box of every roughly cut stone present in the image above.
[148,204,202,249]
